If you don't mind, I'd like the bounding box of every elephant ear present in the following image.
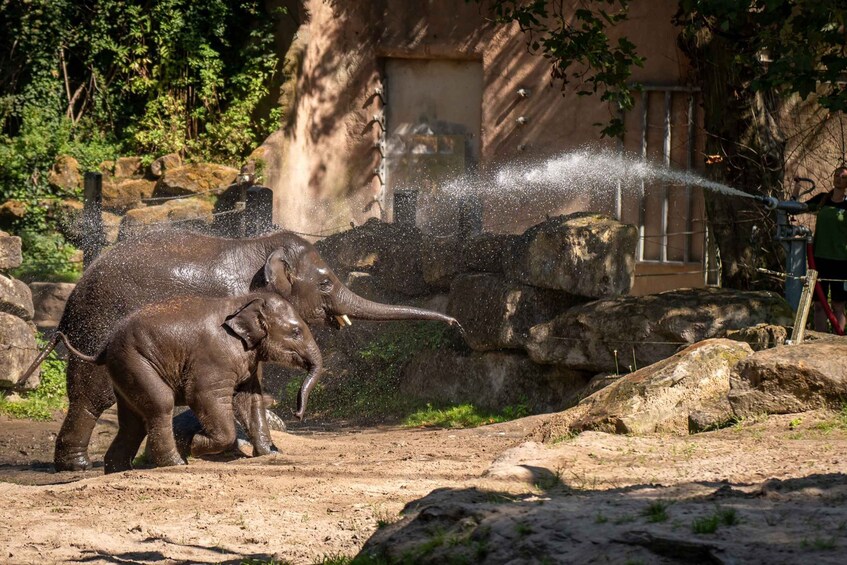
[264,249,293,298]
[224,298,267,350]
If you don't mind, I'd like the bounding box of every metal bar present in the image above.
[639,91,648,262]
[685,93,695,263]
[662,91,671,263]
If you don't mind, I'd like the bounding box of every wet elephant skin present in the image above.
[53,229,460,471]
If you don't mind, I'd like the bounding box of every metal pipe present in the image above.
[662,91,671,262]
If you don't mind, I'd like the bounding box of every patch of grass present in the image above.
[403,402,529,429]
[692,507,740,534]
[551,429,580,443]
[812,405,847,433]
[801,536,838,550]
[515,521,533,536]
[240,559,292,565]
[642,501,670,523]
[0,336,68,421]
[594,513,608,524]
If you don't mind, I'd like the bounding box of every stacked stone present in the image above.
[0,231,39,390]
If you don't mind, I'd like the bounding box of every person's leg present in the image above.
[825,258,847,333]
[832,301,846,332]
[814,302,829,332]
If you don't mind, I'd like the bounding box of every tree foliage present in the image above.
[474,0,644,137]
[677,1,847,114]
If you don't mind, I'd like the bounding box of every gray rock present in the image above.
[0,231,22,270]
[420,236,463,290]
[526,288,794,373]
[724,323,789,351]
[48,155,82,193]
[400,349,591,414]
[568,339,752,435]
[316,218,431,296]
[448,273,584,352]
[0,274,34,320]
[461,232,518,274]
[118,199,214,241]
[729,339,847,417]
[505,212,637,298]
[0,312,40,390]
[30,282,75,330]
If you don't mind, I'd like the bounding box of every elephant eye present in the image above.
[292,326,303,339]
[318,278,333,292]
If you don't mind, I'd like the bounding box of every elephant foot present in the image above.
[104,460,132,475]
[153,450,187,468]
[55,452,92,472]
[252,442,279,457]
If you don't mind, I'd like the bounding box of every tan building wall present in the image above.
[258,0,709,294]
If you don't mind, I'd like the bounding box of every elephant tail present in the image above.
[55,332,100,364]
[16,332,61,386]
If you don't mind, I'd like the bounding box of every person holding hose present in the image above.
[793,165,847,333]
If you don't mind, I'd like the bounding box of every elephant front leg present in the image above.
[233,367,278,457]
[189,392,239,458]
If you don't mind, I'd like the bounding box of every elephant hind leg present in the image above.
[104,397,146,474]
[55,360,116,472]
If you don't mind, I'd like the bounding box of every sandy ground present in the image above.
[0,409,846,564]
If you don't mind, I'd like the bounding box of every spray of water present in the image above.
[450,147,753,200]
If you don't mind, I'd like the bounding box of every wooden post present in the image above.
[790,269,817,345]
[82,172,106,268]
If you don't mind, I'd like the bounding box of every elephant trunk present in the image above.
[294,340,323,421]
[332,285,462,329]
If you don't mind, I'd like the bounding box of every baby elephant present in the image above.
[58,292,322,474]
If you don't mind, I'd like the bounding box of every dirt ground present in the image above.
[0,409,846,564]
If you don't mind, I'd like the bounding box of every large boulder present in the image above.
[461,232,518,274]
[0,312,39,390]
[568,339,752,435]
[447,273,584,352]
[420,236,463,290]
[30,282,75,330]
[729,339,847,417]
[0,200,27,231]
[400,350,591,414]
[0,231,22,270]
[118,199,214,240]
[102,178,156,213]
[505,212,637,298]
[0,274,34,320]
[316,219,431,296]
[48,155,82,193]
[149,153,182,178]
[526,288,793,373]
[154,163,238,198]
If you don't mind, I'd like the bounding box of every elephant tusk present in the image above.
[335,314,353,327]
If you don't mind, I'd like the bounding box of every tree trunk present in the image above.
[678,24,785,290]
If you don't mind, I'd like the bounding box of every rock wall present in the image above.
[0,231,39,390]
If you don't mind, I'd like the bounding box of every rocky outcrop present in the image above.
[154,163,239,198]
[48,155,82,193]
[448,273,584,351]
[316,218,431,296]
[566,339,751,435]
[0,232,38,389]
[102,178,156,213]
[0,231,23,271]
[118,199,215,240]
[526,288,794,373]
[505,212,638,298]
[461,232,518,274]
[150,153,182,178]
[729,339,847,417]
[400,350,591,413]
[30,282,75,330]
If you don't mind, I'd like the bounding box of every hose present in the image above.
[806,242,845,335]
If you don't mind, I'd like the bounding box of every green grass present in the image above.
[403,402,529,429]
[0,336,68,421]
[642,501,670,523]
[692,507,740,534]
[812,405,847,433]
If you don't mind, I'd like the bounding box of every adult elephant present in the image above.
[28,228,460,471]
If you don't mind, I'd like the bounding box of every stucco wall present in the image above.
[260,0,695,238]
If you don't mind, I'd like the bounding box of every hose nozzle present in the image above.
[753,195,809,214]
